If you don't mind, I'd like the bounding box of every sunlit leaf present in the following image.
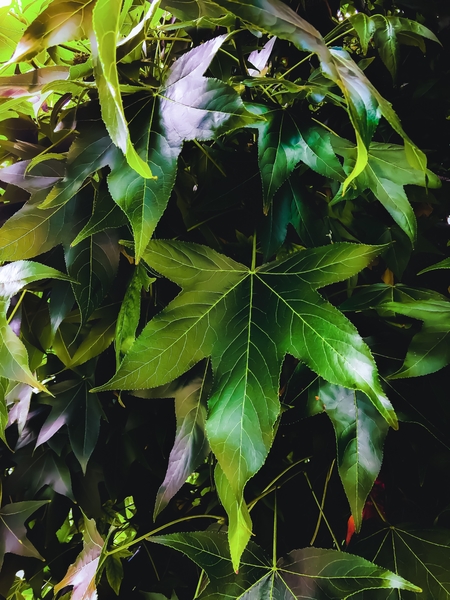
[54,512,104,600]
[95,240,396,568]
[0,500,49,569]
[0,66,70,99]
[151,531,421,598]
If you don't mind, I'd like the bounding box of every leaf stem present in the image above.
[304,469,340,549]
[251,231,257,271]
[106,514,223,556]
[310,460,335,545]
[272,492,278,568]
[193,140,227,177]
[7,290,26,324]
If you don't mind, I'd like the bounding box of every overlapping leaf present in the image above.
[352,525,450,599]
[151,531,421,598]
[37,378,102,472]
[0,501,49,569]
[0,261,71,391]
[303,380,389,532]
[54,512,104,600]
[107,35,260,261]
[95,240,396,567]
[331,136,441,243]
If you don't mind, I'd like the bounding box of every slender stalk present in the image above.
[310,460,335,545]
[7,290,26,324]
[304,470,340,549]
[272,492,278,567]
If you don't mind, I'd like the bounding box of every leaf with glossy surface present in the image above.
[65,230,120,324]
[36,378,102,473]
[0,500,49,569]
[54,512,104,600]
[95,240,395,567]
[92,0,153,180]
[304,380,388,532]
[151,531,421,598]
[383,297,450,378]
[108,36,260,260]
[352,525,450,599]
[10,0,94,63]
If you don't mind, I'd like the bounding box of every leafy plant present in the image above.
[0,0,449,598]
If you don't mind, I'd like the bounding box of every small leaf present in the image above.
[54,512,104,600]
[0,66,70,99]
[0,260,72,300]
[92,0,153,179]
[247,36,276,76]
[10,0,95,63]
[36,378,102,473]
[419,257,450,274]
[0,500,49,569]
[351,13,376,54]
[105,554,124,595]
[6,381,33,436]
[151,531,421,598]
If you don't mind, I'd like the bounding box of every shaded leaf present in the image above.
[65,230,120,324]
[10,0,95,63]
[108,35,260,260]
[419,256,450,274]
[304,380,388,532]
[0,378,8,446]
[95,240,396,568]
[151,531,421,598]
[36,378,102,473]
[105,554,124,595]
[54,512,104,600]
[0,500,49,569]
[92,0,153,179]
[352,525,450,599]
[0,66,70,99]
[6,382,33,437]
[0,158,64,193]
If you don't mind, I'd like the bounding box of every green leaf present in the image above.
[151,531,421,598]
[6,382,32,437]
[115,264,155,366]
[94,240,396,568]
[249,105,344,210]
[382,297,450,378]
[340,283,443,313]
[304,380,389,532]
[105,553,124,595]
[152,363,211,518]
[372,16,399,81]
[419,257,450,274]
[0,261,71,391]
[353,525,450,599]
[54,512,104,600]
[36,378,102,473]
[0,66,70,99]
[108,35,260,260]
[0,158,64,193]
[0,377,8,446]
[0,501,49,570]
[0,193,82,262]
[40,119,119,209]
[0,6,25,63]
[332,137,441,244]
[92,0,153,180]
[9,0,95,63]
[350,13,376,54]
[64,230,120,324]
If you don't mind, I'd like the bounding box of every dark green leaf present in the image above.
[108,35,260,260]
[105,554,124,595]
[65,230,120,324]
[419,257,450,274]
[36,378,102,473]
[0,159,64,193]
[0,501,49,569]
[151,531,421,598]
[95,240,395,568]
[305,381,388,532]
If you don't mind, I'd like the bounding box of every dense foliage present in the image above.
[1,0,450,597]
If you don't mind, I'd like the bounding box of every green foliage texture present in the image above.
[0,0,450,597]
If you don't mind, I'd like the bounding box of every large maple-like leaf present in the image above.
[0,500,49,569]
[107,35,261,261]
[150,531,421,598]
[54,512,104,600]
[95,240,396,568]
[352,524,450,599]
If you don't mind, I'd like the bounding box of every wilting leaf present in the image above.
[331,136,441,243]
[65,230,120,324]
[36,378,102,473]
[0,261,72,391]
[0,500,49,569]
[115,264,154,365]
[249,105,344,210]
[92,0,153,179]
[108,35,260,260]
[54,512,104,600]
[352,525,450,599]
[304,380,389,532]
[151,531,421,598]
[95,240,396,568]
[10,0,95,63]
[0,66,70,99]
[383,297,450,378]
